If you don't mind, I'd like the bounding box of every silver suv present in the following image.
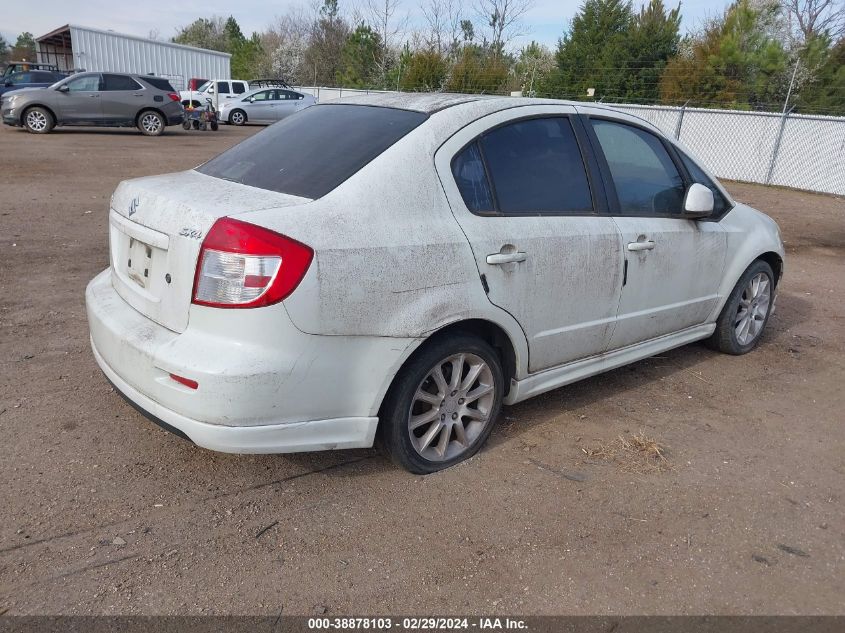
[1,72,185,136]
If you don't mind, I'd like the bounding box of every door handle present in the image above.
[487,252,527,265]
[627,240,655,251]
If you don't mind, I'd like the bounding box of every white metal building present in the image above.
[36,25,231,89]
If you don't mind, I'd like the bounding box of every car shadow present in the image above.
[205,289,813,480]
[484,289,811,450]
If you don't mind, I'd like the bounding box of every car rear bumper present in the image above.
[85,268,413,453]
[165,112,185,126]
[91,340,378,453]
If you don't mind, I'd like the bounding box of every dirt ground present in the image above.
[0,121,843,617]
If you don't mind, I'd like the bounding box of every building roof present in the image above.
[36,24,232,58]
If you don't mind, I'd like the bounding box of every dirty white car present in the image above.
[86,94,784,473]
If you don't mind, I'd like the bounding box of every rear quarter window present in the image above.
[139,76,175,91]
[197,104,428,199]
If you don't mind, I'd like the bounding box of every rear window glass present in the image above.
[103,74,142,90]
[197,104,428,199]
[139,76,175,91]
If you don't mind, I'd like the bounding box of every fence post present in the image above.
[766,106,794,185]
[674,100,690,140]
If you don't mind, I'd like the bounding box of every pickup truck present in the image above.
[179,79,250,109]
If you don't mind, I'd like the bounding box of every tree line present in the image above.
[170,0,844,115]
[2,0,842,115]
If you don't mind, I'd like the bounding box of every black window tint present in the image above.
[31,71,54,81]
[140,76,175,91]
[217,81,230,94]
[233,82,246,94]
[479,117,592,214]
[197,104,427,199]
[103,74,142,91]
[678,150,729,217]
[452,143,494,213]
[591,119,685,215]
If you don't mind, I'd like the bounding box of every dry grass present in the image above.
[582,431,672,473]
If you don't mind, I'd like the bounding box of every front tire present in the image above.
[137,110,165,136]
[707,259,775,355]
[229,109,246,126]
[23,107,54,134]
[379,335,504,474]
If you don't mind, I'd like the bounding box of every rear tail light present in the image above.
[167,92,180,102]
[191,218,313,309]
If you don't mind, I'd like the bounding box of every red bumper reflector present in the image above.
[169,373,198,389]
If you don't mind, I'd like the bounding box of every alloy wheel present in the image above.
[141,113,162,134]
[734,272,771,345]
[408,353,496,462]
[26,110,48,132]
[231,111,244,125]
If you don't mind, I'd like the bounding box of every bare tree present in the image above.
[421,0,465,56]
[475,0,535,53]
[366,0,409,86]
[783,0,845,41]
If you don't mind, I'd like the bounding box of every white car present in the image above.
[86,94,784,473]
[179,79,251,109]
[218,87,316,125]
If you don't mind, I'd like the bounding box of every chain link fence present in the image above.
[296,86,845,197]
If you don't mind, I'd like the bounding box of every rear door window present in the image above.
[103,74,142,91]
[197,104,427,199]
[451,117,593,215]
[590,119,685,215]
[233,82,246,94]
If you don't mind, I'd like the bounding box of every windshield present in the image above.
[197,81,211,92]
[197,104,427,199]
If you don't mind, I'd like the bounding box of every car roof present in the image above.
[331,92,664,134]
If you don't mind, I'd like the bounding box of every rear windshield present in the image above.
[139,76,174,91]
[196,104,428,199]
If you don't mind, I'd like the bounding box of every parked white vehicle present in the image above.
[218,87,316,125]
[179,79,250,109]
[86,94,784,473]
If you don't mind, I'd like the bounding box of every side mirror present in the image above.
[682,183,714,219]
[57,84,70,92]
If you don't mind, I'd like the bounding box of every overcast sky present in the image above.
[2,0,732,52]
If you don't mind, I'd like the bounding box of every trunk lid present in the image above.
[108,170,310,333]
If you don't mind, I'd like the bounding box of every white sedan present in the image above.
[218,87,316,125]
[86,94,784,473]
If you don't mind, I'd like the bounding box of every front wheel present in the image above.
[24,107,54,134]
[137,110,165,136]
[707,259,775,354]
[379,335,504,474]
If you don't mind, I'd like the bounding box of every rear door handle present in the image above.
[627,240,655,251]
[487,252,527,265]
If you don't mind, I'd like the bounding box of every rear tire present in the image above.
[229,109,246,126]
[378,335,504,474]
[706,259,775,355]
[137,110,165,136]
[23,107,54,134]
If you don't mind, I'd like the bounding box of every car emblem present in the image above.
[128,197,140,217]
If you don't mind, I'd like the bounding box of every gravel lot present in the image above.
[0,121,843,616]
